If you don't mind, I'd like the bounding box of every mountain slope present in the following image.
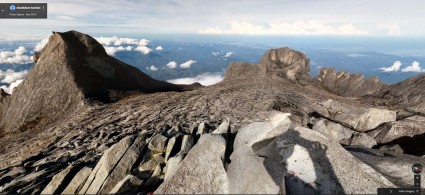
[0,31,199,134]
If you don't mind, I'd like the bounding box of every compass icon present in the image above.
[412,163,423,174]
[10,5,15,11]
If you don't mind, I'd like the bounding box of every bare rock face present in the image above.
[351,133,377,148]
[223,62,261,81]
[0,89,9,127]
[312,99,396,132]
[372,116,425,145]
[0,30,199,134]
[379,74,425,108]
[224,48,310,83]
[314,68,386,97]
[227,112,291,194]
[155,134,228,194]
[259,48,310,83]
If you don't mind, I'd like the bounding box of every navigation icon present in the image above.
[10,5,15,11]
[412,163,423,174]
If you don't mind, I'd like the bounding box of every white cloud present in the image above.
[380,61,402,72]
[34,38,49,52]
[224,52,234,58]
[167,73,223,86]
[155,46,163,51]
[95,36,139,46]
[139,39,150,46]
[199,20,370,35]
[135,46,152,55]
[180,60,197,68]
[166,61,177,69]
[0,46,33,64]
[0,69,29,94]
[104,46,132,55]
[0,79,23,94]
[0,69,29,84]
[212,52,220,56]
[94,36,153,55]
[148,65,158,71]
[379,23,402,36]
[401,61,425,72]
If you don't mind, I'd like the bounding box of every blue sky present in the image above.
[1,0,424,39]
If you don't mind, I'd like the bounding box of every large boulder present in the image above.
[313,99,396,132]
[148,134,167,153]
[155,134,228,194]
[109,175,143,194]
[79,132,147,194]
[372,115,425,144]
[312,118,355,145]
[61,167,92,194]
[314,68,386,97]
[227,112,291,194]
[253,125,395,194]
[41,165,76,194]
[351,133,377,148]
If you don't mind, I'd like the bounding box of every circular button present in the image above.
[412,163,423,174]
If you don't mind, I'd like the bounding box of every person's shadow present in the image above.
[253,128,344,194]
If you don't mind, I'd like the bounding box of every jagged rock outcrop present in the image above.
[0,30,199,134]
[224,47,310,83]
[371,115,425,145]
[259,48,310,83]
[378,74,425,108]
[79,133,147,194]
[314,68,386,97]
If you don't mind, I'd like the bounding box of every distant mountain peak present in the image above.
[314,68,387,97]
[224,47,310,84]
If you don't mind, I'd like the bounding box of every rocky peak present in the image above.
[259,47,310,82]
[314,68,386,97]
[0,30,199,134]
[224,47,310,83]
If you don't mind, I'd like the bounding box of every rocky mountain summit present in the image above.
[0,31,199,135]
[0,31,424,194]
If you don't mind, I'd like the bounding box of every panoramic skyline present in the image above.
[0,0,424,39]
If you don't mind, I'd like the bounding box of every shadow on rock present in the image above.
[256,128,344,194]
